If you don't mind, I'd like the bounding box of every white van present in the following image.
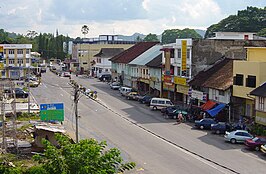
[119,87,132,96]
[150,98,174,110]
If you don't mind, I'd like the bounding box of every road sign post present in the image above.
[40,103,64,121]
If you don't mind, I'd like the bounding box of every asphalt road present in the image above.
[31,70,266,174]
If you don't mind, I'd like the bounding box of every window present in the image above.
[177,67,181,76]
[17,49,23,54]
[259,97,264,111]
[166,101,171,104]
[212,89,216,100]
[9,59,14,64]
[158,100,164,104]
[152,100,158,104]
[177,49,181,58]
[170,49,175,58]
[9,49,14,54]
[187,49,190,59]
[18,59,23,65]
[219,90,225,96]
[26,59,29,63]
[186,68,190,77]
[246,75,256,88]
[83,62,87,64]
[26,49,30,54]
[234,74,243,86]
[235,132,242,136]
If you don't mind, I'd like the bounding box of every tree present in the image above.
[205,6,266,38]
[26,30,38,39]
[143,33,159,42]
[161,28,202,44]
[257,28,266,37]
[81,25,89,38]
[33,134,136,174]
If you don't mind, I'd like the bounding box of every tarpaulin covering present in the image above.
[200,100,216,111]
[206,103,226,117]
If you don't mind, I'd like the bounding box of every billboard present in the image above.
[181,40,187,72]
[40,103,64,121]
[0,46,3,61]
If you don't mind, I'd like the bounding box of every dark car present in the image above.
[99,74,111,82]
[15,88,29,98]
[195,118,217,130]
[211,122,232,134]
[244,136,266,151]
[138,95,152,105]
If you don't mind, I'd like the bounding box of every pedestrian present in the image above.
[177,112,184,123]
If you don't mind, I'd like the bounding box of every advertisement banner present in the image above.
[164,50,171,75]
[0,46,3,61]
[174,76,186,85]
[181,40,187,71]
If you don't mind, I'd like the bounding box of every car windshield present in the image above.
[252,137,259,142]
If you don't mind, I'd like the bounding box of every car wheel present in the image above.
[255,146,260,151]
[216,130,220,134]
[200,125,204,130]
[230,138,236,144]
[152,106,157,111]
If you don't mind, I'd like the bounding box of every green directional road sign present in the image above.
[40,103,64,121]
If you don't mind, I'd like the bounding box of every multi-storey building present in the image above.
[72,35,134,75]
[233,47,266,119]
[0,44,32,79]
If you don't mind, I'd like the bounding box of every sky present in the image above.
[0,0,265,38]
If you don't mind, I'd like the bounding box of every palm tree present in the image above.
[81,25,89,38]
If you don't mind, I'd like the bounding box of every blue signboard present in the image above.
[40,103,64,121]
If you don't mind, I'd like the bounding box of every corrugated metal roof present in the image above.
[129,45,162,65]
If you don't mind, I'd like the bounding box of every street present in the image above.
[31,70,266,174]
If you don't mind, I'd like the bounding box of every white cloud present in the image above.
[1,0,265,38]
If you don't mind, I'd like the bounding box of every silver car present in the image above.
[224,130,253,144]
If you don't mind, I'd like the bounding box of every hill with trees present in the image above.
[161,28,202,44]
[205,6,266,38]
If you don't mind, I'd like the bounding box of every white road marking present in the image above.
[60,94,63,96]
[43,83,47,88]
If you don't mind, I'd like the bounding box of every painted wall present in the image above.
[209,88,231,104]
[247,47,266,61]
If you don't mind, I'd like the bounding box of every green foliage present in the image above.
[26,165,48,174]
[0,165,23,174]
[161,28,202,44]
[250,124,266,136]
[17,112,39,121]
[143,33,159,42]
[257,28,266,37]
[205,6,266,38]
[32,134,136,174]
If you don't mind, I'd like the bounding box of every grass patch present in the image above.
[17,112,40,121]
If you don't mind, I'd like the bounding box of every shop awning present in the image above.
[200,100,216,111]
[206,103,226,117]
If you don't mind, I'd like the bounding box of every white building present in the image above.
[93,48,124,77]
[0,44,32,79]
[208,32,256,40]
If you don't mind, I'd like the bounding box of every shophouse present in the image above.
[250,83,266,126]
[189,57,234,122]
[145,54,162,97]
[128,45,161,94]
[109,42,159,87]
[93,48,124,77]
[0,43,32,79]
[233,47,266,120]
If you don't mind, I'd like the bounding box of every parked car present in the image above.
[138,95,152,105]
[161,106,178,114]
[224,130,253,144]
[261,144,266,154]
[150,98,174,111]
[125,92,140,100]
[244,136,266,151]
[28,80,39,87]
[119,87,132,96]
[15,88,29,98]
[63,72,71,77]
[211,122,232,134]
[110,82,120,90]
[194,118,217,130]
[99,74,111,82]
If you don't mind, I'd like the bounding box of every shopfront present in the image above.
[174,77,189,104]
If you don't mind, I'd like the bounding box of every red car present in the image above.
[244,136,266,151]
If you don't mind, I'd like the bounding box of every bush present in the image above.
[26,165,48,174]
[250,124,266,136]
[0,165,23,174]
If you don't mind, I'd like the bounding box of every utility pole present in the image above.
[73,81,80,143]
[27,67,30,114]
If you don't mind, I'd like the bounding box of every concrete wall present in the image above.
[192,39,266,76]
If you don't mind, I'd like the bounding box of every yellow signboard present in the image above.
[0,63,4,70]
[181,40,187,71]
[0,46,3,61]
[174,76,186,85]
[176,84,189,95]
[0,46,3,52]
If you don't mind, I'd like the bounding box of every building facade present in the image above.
[0,44,32,79]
